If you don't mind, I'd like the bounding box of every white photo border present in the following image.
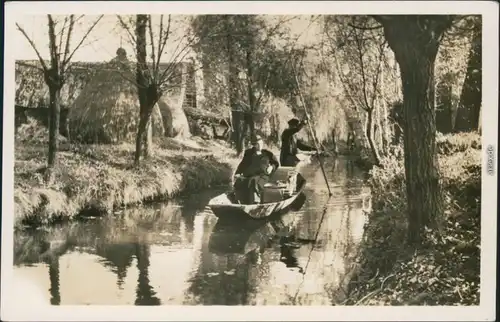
[2,1,498,321]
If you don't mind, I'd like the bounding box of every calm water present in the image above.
[13,157,371,305]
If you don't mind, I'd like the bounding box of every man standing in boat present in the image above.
[233,135,280,204]
[280,118,318,167]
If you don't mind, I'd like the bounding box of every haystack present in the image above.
[157,62,191,139]
[68,48,165,144]
[158,96,191,139]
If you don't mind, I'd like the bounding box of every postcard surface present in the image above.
[2,1,497,321]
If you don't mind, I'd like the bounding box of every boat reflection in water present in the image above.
[208,192,307,254]
[184,193,308,305]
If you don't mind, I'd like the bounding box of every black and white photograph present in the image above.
[1,1,497,321]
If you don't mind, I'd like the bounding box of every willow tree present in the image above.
[16,15,102,173]
[325,16,391,165]
[190,15,296,154]
[373,15,456,246]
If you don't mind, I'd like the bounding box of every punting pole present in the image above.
[292,160,336,303]
[292,68,333,197]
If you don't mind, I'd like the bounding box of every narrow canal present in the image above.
[13,156,371,305]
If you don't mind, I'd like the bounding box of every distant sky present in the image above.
[14,14,320,63]
[14,15,192,63]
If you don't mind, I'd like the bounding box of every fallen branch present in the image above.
[354,274,395,305]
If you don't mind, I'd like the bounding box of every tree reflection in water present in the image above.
[47,256,61,305]
[12,157,371,306]
[96,243,136,290]
[134,243,161,305]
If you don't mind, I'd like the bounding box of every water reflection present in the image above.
[13,157,371,306]
[135,244,161,305]
[47,257,60,305]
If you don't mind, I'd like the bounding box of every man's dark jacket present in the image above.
[280,124,315,166]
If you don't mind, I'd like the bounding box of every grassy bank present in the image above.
[14,118,239,229]
[345,132,481,305]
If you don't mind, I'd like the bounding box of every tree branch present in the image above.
[335,55,364,111]
[158,33,196,87]
[348,22,383,30]
[135,14,152,90]
[117,15,137,45]
[63,15,103,71]
[16,23,48,71]
[57,16,69,57]
[157,36,185,84]
[47,15,59,70]
[157,15,171,71]
[369,40,386,109]
[259,15,298,50]
[353,27,372,111]
[255,70,271,107]
[325,27,363,110]
[61,15,75,72]
[370,15,395,25]
[147,15,157,81]
[103,66,139,87]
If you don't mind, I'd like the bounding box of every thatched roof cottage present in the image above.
[15,49,213,143]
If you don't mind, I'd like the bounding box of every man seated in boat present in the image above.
[233,135,280,204]
[280,118,318,167]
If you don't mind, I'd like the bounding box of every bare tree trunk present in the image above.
[331,128,338,154]
[225,16,242,154]
[135,100,156,164]
[47,83,61,168]
[135,112,148,164]
[233,111,245,155]
[246,43,256,138]
[374,102,383,151]
[238,121,249,154]
[246,113,255,139]
[477,104,482,134]
[366,108,381,166]
[456,22,482,132]
[178,63,188,110]
[269,114,277,142]
[380,67,390,151]
[382,99,390,151]
[134,15,157,165]
[144,115,152,158]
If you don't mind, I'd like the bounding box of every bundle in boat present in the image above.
[207,167,307,219]
[261,167,300,203]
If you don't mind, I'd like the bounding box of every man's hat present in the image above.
[288,118,300,126]
[251,135,263,144]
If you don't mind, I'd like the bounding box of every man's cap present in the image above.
[251,135,263,144]
[288,118,300,126]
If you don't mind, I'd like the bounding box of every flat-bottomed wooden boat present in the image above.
[207,167,307,220]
